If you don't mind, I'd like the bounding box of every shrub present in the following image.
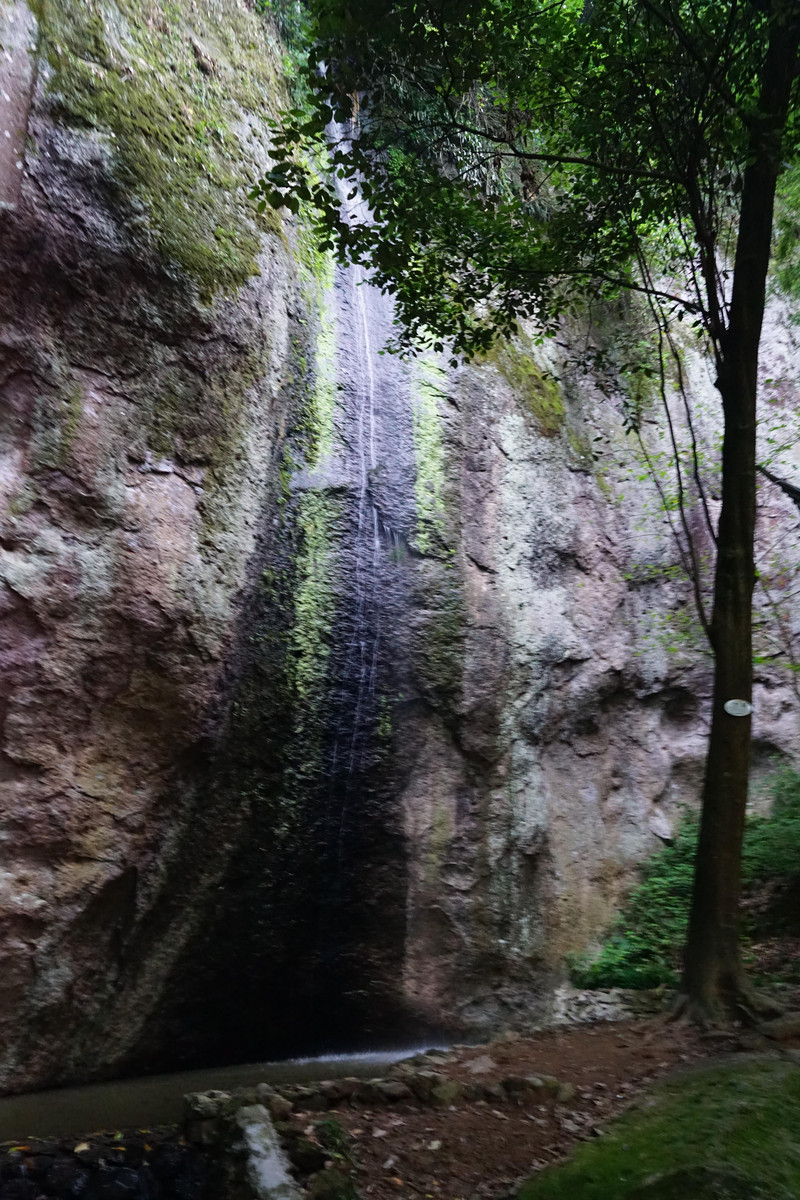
[569,769,800,989]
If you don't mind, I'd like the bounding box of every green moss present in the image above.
[423,794,455,882]
[289,489,338,712]
[518,1059,800,1200]
[31,0,284,298]
[408,361,466,704]
[412,360,448,554]
[489,337,564,436]
[295,295,337,468]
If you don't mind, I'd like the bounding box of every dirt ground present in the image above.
[292,1016,798,1200]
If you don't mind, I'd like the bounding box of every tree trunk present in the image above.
[682,11,800,1022]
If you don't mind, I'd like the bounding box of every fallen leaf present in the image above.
[427,1141,441,1151]
[373,1129,388,1139]
[74,1144,90,1154]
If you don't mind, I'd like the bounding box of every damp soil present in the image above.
[283,1017,742,1200]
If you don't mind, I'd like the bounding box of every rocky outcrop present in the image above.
[0,0,307,1089]
[0,0,798,1094]
[395,319,800,1036]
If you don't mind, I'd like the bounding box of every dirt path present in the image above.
[290,1018,756,1200]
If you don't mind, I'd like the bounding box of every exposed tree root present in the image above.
[670,983,784,1030]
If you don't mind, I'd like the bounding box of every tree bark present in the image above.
[682,9,800,1021]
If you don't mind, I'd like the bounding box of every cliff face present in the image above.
[395,323,800,1035]
[0,0,308,1089]
[0,0,798,1093]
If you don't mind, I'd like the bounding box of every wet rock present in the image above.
[556,1081,576,1104]
[499,1075,532,1099]
[385,1063,416,1079]
[352,1080,383,1105]
[149,1143,191,1183]
[95,1167,140,1200]
[0,1180,43,1200]
[420,1052,451,1066]
[183,1120,219,1148]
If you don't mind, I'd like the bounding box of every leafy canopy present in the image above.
[255,0,800,360]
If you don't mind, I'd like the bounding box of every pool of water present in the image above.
[0,1047,444,1140]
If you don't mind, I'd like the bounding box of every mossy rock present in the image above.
[306,1168,360,1200]
[489,339,564,436]
[517,1058,800,1200]
[31,0,285,299]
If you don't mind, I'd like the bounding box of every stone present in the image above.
[183,1120,219,1148]
[285,1136,328,1176]
[319,1078,360,1104]
[371,1079,413,1103]
[499,1075,532,1099]
[234,1105,302,1200]
[1,0,799,1102]
[430,1080,464,1107]
[184,1089,231,1120]
[758,1011,800,1042]
[268,1096,294,1122]
[305,1168,358,1200]
[406,1071,447,1103]
[465,1055,497,1075]
[556,1082,576,1104]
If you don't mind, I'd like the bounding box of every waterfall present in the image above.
[286,133,419,1040]
[150,132,425,1064]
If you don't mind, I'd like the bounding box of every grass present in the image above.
[569,768,800,990]
[518,1058,800,1200]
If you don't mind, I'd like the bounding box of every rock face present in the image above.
[0,0,307,1089]
[0,0,799,1093]
[395,323,800,1036]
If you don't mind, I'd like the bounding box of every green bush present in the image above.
[569,769,800,989]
